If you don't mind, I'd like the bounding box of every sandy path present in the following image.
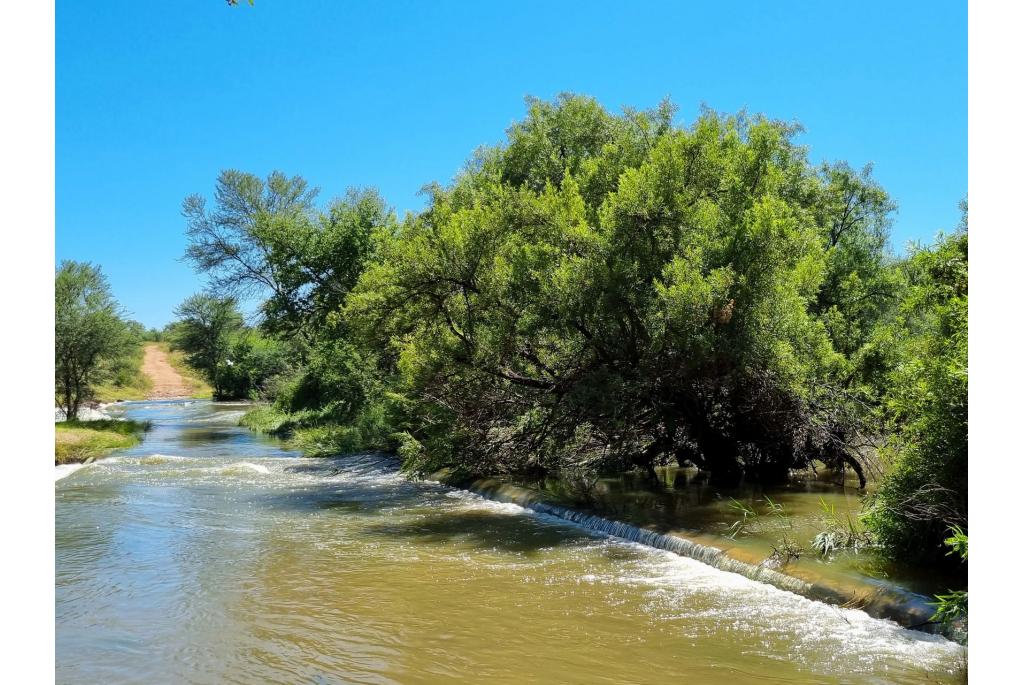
[142,343,192,399]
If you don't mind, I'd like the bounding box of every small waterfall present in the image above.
[441,474,942,634]
[55,405,112,422]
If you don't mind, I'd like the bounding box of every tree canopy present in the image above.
[346,96,895,483]
[183,171,394,342]
[55,261,137,419]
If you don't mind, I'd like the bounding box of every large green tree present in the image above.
[347,94,896,483]
[55,261,134,420]
[182,170,394,343]
[195,94,963,571]
[182,170,396,414]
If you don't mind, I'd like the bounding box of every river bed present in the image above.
[56,400,964,684]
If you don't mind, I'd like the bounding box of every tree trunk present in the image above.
[842,453,867,489]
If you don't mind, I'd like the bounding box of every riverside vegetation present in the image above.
[55,419,149,465]
[160,95,967,632]
[55,261,153,417]
[53,264,208,465]
[55,261,155,463]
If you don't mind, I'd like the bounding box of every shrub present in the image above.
[864,218,967,564]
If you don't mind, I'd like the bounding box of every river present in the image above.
[55,400,963,684]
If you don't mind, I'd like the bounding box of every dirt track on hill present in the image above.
[142,344,192,399]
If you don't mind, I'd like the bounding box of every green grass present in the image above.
[239,405,295,434]
[92,374,152,403]
[55,419,150,465]
[155,342,214,399]
[240,405,388,457]
[289,424,366,457]
[76,343,153,403]
[239,405,349,456]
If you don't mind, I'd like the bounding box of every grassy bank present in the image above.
[155,342,214,398]
[92,378,151,403]
[241,405,392,458]
[55,419,150,465]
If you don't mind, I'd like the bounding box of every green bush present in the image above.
[274,340,370,415]
[864,219,967,565]
[217,331,291,400]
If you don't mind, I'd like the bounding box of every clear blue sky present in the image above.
[57,1,966,329]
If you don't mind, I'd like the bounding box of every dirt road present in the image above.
[142,343,193,399]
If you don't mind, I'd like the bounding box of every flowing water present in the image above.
[508,466,964,607]
[56,400,964,684]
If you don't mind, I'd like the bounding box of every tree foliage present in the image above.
[169,293,291,400]
[346,96,894,482]
[864,205,968,564]
[182,171,394,343]
[55,261,137,419]
[170,294,243,398]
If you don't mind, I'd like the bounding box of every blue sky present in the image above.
[57,1,966,329]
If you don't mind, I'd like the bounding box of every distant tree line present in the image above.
[164,294,288,401]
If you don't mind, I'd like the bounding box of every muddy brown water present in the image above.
[508,465,965,604]
[56,400,964,684]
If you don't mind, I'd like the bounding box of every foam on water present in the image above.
[603,542,957,667]
[138,454,194,465]
[54,463,87,482]
[433,480,963,667]
[222,462,270,475]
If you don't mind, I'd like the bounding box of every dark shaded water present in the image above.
[56,400,963,684]
[514,466,961,600]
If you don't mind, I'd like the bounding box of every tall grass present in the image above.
[90,344,153,402]
[810,497,874,556]
[240,404,395,457]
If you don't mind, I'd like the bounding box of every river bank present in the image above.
[55,340,206,469]
[55,419,149,466]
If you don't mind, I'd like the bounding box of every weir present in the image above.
[436,472,948,636]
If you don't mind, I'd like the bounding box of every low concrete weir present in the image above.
[435,472,946,636]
